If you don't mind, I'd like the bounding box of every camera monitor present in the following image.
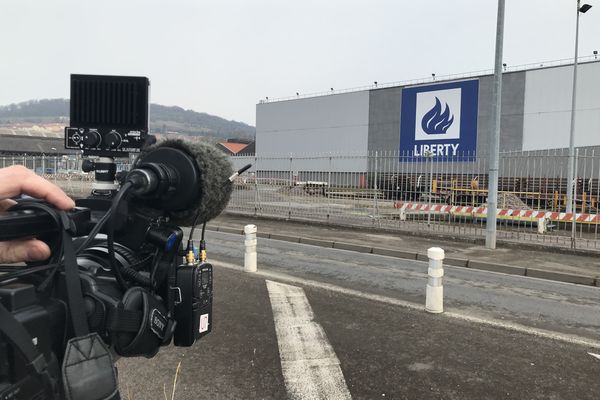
[64,74,150,157]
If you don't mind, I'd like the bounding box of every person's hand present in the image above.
[0,165,75,263]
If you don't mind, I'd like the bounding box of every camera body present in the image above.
[0,200,214,399]
[0,75,227,400]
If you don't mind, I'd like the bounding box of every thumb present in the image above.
[0,239,51,264]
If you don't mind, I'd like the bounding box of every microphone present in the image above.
[126,138,234,226]
[228,164,252,182]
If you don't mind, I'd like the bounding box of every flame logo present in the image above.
[421,97,454,134]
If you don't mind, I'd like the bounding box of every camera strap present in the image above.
[58,210,89,337]
[56,210,121,400]
[0,302,56,394]
[9,201,89,337]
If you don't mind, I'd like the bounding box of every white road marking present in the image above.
[588,352,600,360]
[266,280,352,400]
[215,260,600,349]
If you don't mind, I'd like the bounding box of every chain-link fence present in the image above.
[4,149,600,250]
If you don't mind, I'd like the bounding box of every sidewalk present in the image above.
[208,213,600,286]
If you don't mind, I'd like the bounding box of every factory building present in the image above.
[255,59,600,174]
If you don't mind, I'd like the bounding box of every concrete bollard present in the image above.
[244,224,257,272]
[425,247,444,313]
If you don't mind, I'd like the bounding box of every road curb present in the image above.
[269,233,300,243]
[300,238,334,248]
[333,242,372,253]
[444,257,469,268]
[468,260,526,276]
[371,248,418,260]
[525,268,596,286]
[221,212,600,257]
[206,225,599,287]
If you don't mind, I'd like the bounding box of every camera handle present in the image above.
[82,156,119,193]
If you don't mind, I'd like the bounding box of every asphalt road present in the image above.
[205,231,600,341]
[117,232,600,399]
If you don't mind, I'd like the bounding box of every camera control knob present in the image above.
[82,130,101,148]
[104,131,122,149]
[81,160,95,172]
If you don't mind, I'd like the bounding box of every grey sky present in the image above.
[1,0,599,126]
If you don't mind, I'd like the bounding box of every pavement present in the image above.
[207,213,600,286]
[117,263,600,400]
[115,217,600,399]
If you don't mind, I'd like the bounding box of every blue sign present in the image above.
[399,80,479,161]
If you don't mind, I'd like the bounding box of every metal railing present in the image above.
[229,148,600,250]
[5,148,600,250]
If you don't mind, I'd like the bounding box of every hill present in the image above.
[0,99,255,140]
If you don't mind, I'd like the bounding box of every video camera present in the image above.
[0,75,247,400]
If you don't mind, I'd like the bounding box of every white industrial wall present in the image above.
[255,60,600,166]
[522,61,600,151]
[255,91,370,172]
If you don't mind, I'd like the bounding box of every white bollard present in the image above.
[399,209,407,221]
[425,247,444,313]
[244,224,258,273]
[537,217,547,234]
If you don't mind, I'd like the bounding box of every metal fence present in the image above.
[230,148,600,250]
[4,149,600,250]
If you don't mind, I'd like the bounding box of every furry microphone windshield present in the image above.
[131,138,234,226]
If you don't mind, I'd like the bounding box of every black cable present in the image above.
[149,248,161,289]
[129,253,155,271]
[75,208,112,255]
[0,263,60,284]
[107,181,133,291]
[1,202,65,290]
[188,211,202,242]
[107,181,154,288]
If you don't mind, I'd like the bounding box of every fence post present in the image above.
[571,148,579,249]
[327,153,332,221]
[288,153,293,220]
[253,155,260,217]
[372,151,379,226]
[427,151,434,225]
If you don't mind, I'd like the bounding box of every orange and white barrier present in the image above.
[393,201,600,225]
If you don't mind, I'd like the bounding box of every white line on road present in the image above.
[266,280,352,400]
[215,260,600,350]
[588,352,600,360]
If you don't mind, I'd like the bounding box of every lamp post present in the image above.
[566,1,592,213]
[485,0,506,249]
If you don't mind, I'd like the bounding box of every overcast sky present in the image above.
[1,0,599,125]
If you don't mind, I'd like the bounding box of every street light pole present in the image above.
[567,1,592,213]
[485,0,506,249]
